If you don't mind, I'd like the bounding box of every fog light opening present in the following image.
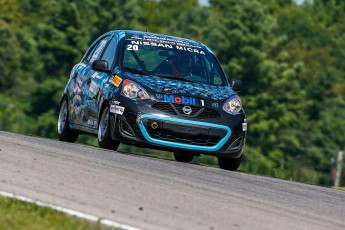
[151,121,159,129]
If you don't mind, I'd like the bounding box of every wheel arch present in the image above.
[59,93,72,128]
[60,93,67,105]
[98,99,109,123]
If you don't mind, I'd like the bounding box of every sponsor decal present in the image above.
[163,94,196,105]
[242,122,247,131]
[91,72,101,79]
[76,76,82,86]
[110,100,121,105]
[84,99,97,112]
[175,46,206,54]
[128,39,206,55]
[111,75,122,87]
[212,102,219,108]
[130,41,173,49]
[164,88,172,93]
[74,105,81,115]
[73,80,82,94]
[89,81,99,95]
[87,117,97,126]
[110,105,116,113]
[72,95,82,115]
[110,105,125,115]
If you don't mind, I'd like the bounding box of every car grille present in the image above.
[152,102,220,119]
[140,116,230,150]
[147,129,222,147]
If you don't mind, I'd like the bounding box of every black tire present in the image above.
[57,97,79,142]
[98,103,120,151]
[218,155,242,171]
[174,151,194,163]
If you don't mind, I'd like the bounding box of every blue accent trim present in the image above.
[139,114,231,152]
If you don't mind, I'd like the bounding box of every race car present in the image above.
[57,30,247,170]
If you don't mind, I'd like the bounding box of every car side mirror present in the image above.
[91,60,109,73]
[230,79,243,93]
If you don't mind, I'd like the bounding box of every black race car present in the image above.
[57,30,247,170]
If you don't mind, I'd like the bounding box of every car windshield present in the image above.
[120,38,228,86]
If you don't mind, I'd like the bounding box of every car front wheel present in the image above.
[57,97,79,142]
[174,151,194,163]
[218,155,242,171]
[98,103,120,151]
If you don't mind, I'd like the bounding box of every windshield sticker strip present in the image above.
[129,40,205,55]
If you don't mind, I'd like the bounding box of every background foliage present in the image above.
[1,0,344,186]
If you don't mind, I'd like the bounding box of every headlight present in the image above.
[122,79,150,99]
[222,96,242,114]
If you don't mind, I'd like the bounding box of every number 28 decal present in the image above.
[127,45,138,51]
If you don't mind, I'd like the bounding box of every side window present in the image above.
[100,37,118,68]
[83,45,97,63]
[89,39,108,63]
[84,36,110,63]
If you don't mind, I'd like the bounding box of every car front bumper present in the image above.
[109,96,246,158]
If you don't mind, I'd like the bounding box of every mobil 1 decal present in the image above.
[161,94,206,107]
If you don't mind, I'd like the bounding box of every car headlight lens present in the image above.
[122,79,150,99]
[222,96,242,114]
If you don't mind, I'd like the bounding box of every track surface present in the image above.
[0,131,344,230]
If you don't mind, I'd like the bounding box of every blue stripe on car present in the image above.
[138,114,231,151]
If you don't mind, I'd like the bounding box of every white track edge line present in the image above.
[0,191,143,230]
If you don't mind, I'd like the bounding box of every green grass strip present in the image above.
[0,195,117,230]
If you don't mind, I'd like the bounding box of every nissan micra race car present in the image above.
[57,30,247,170]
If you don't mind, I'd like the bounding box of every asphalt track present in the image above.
[0,131,344,230]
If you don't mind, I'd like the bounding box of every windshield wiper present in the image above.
[155,74,200,84]
[121,66,149,75]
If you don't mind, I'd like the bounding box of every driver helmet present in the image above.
[171,54,193,77]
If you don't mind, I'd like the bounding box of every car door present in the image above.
[70,36,111,130]
[81,35,120,130]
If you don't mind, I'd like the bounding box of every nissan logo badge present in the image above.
[182,106,192,115]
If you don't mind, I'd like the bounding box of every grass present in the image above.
[0,196,117,230]
[337,187,345,191]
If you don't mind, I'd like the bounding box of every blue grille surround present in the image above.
[138,114,232,151]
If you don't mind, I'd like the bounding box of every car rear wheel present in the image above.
[218,155,242,171]
[57,97,79,142]
[98,103,120,151]
[174,152,194,163]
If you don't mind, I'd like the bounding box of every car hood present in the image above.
[121,72,236,101]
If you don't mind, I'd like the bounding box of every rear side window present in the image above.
[84,36,110,63]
